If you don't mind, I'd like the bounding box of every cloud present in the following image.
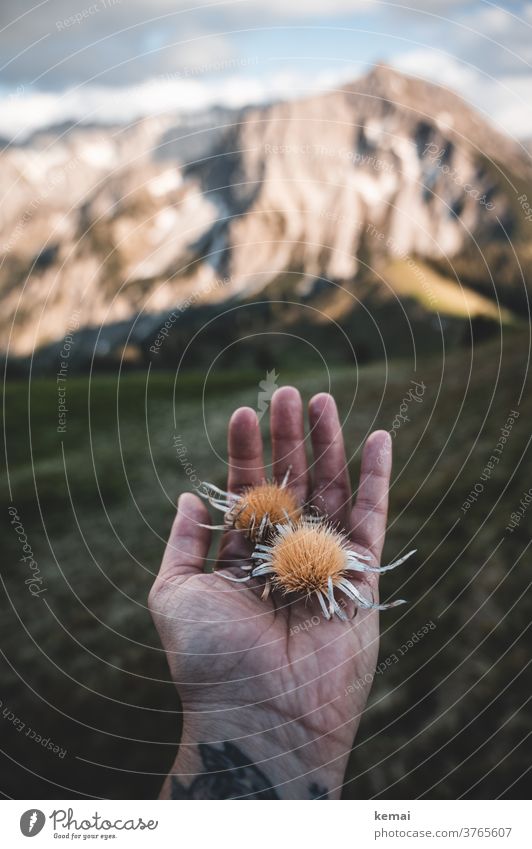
[450,2,532,75]
[0,1,239,88]
[491,73,532,138]
[2,52,531,144]
[0,64,360,141]
[1,1,531,140]
[392,48,532,140]
[0,0,497,89]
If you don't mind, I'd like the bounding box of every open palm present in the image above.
[149,387,397,798]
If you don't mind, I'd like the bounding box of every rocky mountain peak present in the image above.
[2,65,531,366]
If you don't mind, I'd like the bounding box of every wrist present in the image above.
[161,701,353,799]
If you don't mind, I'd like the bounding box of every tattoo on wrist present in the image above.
[170,742,329,800]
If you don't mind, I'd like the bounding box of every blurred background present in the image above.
[1,0,531,800]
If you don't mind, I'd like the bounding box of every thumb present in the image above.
[157,492,212,585]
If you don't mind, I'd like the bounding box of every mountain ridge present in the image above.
[1,64,531,369]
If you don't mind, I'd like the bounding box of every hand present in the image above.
[149,387,395,799]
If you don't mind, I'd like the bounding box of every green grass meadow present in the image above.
[1,331,531,798]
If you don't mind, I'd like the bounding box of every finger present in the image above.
[350,430,392,564]
[270,386,309,503]
[216,528,253,572]
[228,406,265,493]
[158,492,212,583]
[308,393,351,529]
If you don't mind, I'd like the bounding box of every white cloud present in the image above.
[392,49,481,95]
[2,50,532,144]
[0,89,63,139]
[493,73,532,138]
[447,2,532,75]
[1,2,532,141]
[392,48,532,140]
[0,65,359,141]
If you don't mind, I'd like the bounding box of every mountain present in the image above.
[1,65,531,371]
[185,64,528,290]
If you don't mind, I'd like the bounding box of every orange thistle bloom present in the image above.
[222,519,415,620]
[200,471,302,542]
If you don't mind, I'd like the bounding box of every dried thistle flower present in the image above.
[200,471,302,542]
[222,519,415,619]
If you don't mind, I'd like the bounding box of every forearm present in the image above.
[159,706,354,799]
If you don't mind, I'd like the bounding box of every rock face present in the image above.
[1,65,531,365]
[187,64,525,293]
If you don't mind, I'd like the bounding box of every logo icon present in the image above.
[20,810,46,837]
[257,370,279,421]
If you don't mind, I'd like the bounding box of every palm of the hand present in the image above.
[151,388,391,750]
[155,565,379,748]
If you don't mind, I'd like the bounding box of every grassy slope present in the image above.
[381,259,517,322]
[1,330,531,799]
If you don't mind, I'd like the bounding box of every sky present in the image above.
[0,0,532,141]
